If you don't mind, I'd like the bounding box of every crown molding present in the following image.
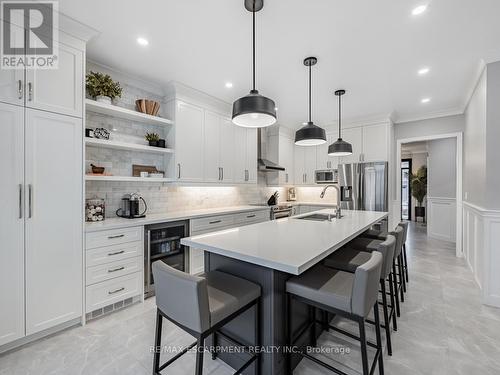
[394,107,464,125]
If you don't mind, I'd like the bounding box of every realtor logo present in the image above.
[1,1,59,69]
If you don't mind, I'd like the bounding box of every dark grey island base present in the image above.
[205,252,327,375]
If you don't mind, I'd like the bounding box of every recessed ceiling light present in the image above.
[412,5,427,16]
[418,67,430,75]
[137,37,149,46]
[225,82,233,88]
[421,97,431,104]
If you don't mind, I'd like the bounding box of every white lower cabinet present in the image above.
[0,103,83,346]
[0,103,25,346]
[84,227,144,314]
[24,110,83,335]
[86,273,142,313]
[189,210,269,274]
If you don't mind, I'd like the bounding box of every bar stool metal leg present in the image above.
[403,244,409,283]
[398,255,406,301]
[387,274,397,331]
[373,302,385,375]
[195,336,204,375]
[392,262,401,317]
[153,309,163,375]
[380,279,392,355]
[358,318,370,375]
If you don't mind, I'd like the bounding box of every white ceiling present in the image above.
[60,0,500,128]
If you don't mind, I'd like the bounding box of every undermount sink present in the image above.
[295,213,341,221]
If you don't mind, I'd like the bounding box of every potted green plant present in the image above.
[145,132,160,147]
[410,166,427,222]
[86,71,123,105]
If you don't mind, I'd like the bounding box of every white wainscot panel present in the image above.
[428,197,456,242]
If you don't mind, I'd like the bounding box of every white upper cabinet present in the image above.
[0,103,25,346]
[25,43,83,118]
[203,111,220,182]
[220,117,235,183]
[0,24,24,107]
[362,123,389,162]
[233,126,248,183]
[203,112,234,183]
[24,109,83,335]
[246,129,258,183]
[294,145,316,185]
[279,134,294,185]
[175,101,205,182]
[339,127,363,164]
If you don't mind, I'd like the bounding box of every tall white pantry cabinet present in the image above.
[0,21,88,348]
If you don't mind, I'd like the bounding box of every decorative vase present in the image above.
[157,139,166,148]
[95,96,112,105]
[149,140,158,147]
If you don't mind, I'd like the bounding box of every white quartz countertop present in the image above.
[85,205,270,233]
[181,209,388,275]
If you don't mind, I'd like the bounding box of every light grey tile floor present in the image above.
[1,222,499,375]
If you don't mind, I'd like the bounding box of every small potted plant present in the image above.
[86,71,123,105]
[145,132,160,147]
[411,166,427,222]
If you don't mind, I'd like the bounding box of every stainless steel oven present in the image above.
[144,220,189,298]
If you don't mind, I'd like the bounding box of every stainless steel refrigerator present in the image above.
[338,162,389,229]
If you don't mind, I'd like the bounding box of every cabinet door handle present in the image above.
[28,184,33,218]
[246,214,256,218]
[108,287,125,295]
[108,266,125,273]
[177,163,181,179]
[221,167,223,181]
[18,184,23,219]
[108,234,125,239]
[218,167,222,181]
[286,173,288,183]
[246,170,249,181]
[108,250,125,256]
[18,80,23,99]
[209,220,221,224]
[28,82,32,101]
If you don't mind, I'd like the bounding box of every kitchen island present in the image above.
[181,209,388,375]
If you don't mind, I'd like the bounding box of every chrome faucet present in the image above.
[320,184,342,219]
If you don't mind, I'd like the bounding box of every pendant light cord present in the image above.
[308,64,312,123]
[338,94,342,139]
[252,4,256,91]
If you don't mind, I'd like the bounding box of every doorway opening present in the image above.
[401,158,412,221]
[396,132,462,257]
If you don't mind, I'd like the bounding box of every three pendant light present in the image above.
[231,0,353,156]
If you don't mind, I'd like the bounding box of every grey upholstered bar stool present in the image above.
[362,226,405,315]
[398,222,410,284]
[323,235,396,356]
[152,261,261,375]
[285,252,384,375]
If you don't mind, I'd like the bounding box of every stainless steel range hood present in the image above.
[258,128,285,172]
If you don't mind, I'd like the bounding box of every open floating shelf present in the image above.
[85,175,173,183]
[85,99,174,127]
[85,138,174,154]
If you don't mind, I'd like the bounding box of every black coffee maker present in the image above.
[116,193,147,219]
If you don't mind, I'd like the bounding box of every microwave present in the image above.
[315,169,338,184]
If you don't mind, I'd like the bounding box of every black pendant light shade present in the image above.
[295,57,326,146]
[295,122,327,146]
[328,89,353,156]
[232,0,277,128]
[232,90,276,128]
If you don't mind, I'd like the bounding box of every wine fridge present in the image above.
[144,220,189,298]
